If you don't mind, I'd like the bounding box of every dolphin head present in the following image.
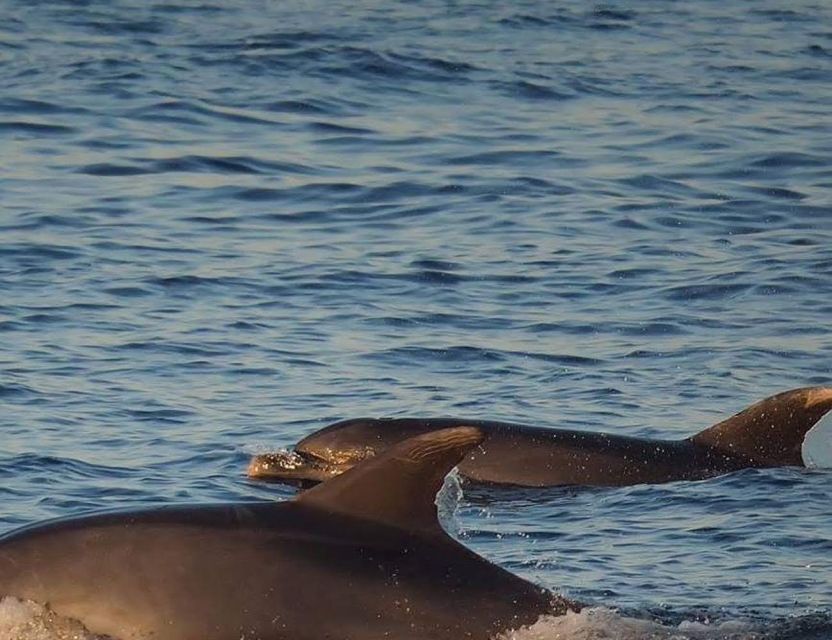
[246,449,350,486]
[248,418,437,486]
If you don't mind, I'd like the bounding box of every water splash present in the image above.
[0,598,762,640]
[498,608,760,640]
[2,597,828,640]
[802,410,832,469]
[0,597,107,640]
[435,467,465,533]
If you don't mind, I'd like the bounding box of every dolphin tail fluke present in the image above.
[296,426,484,534]
[689,387,832,467]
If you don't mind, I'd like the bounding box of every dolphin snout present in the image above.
[247,450,302,476]
[247,450,342,487]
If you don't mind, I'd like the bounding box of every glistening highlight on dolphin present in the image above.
[0,427,575,640]
[248,386,832,488]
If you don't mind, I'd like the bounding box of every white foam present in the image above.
[0,597,106,640]
[496,608,760,640]
[802,409,832,469]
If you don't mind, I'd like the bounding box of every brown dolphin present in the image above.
[248,387,832,488]
[0,427,574,640]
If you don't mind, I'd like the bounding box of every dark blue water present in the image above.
[1,0,831,637]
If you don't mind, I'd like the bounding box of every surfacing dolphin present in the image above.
[0,427,575,640]
[248,386,832,488]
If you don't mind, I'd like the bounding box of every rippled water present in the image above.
[1,0,831,638]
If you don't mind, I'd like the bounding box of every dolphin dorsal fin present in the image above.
[296,426,483,534]
[690,387,832,466]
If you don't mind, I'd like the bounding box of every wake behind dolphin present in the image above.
[0,428,574,640]
[248,387,832,488]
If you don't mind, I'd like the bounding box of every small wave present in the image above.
[113,340,227,358]
[0,98,88,116]
[209,180,362,204]
[521,352,604,367]
[492,79,574,101]
[591,9,636,22]
[313,46,476,83]
[388,51,478,77]
[499,14,566,28]
[146,274,225,289]
[306,120,375,134]
[78,154,315,177]
[806,44,832,58]
[0,244,81,262]
[370,345,604,369]
[410,258,461,272]
[617,174,700,197]
[230,30,338,51]
[617,322,688,337]
[444,149,563,167]
[125,408,193,423]
[499,8,634,31]
[147,155,270,175]
[102,285,153,298]
[749,152,825,169]
[743,186,807,201]
[76,163,149,176]
[4,453,133,481]
[265,99,334,115]
[0,382,37,399]
[10,213,93,230]
[749,9,809,22]
[664,283,750,302]
[0,121,76,135]
[412,269,465,285]
[369,345,506,366]
[128,99,278,127]
[75,16,166,36]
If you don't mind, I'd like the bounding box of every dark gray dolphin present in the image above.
[248,387,832,488]
[0,427,574,640]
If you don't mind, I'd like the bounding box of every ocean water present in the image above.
[1,0,831,637]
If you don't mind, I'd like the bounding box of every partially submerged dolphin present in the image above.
[248,387,832,488]
[0,427,574,640]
